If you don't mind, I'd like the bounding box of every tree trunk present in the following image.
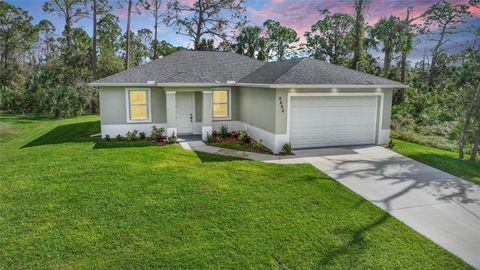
[153,1,159,60]
[459,103,474,159]
[3,34,8,83]
[428,27,446,86]
[383,47,392,78]
[470,129,480,161]
[124,0,132,70]
[351,0,364,71]
[400,7,410,85]
[54,108,62,120]
[400,50,407,83]
[90,96,97,114]
[65,11,73,46]
[92,0,97,80]
[193,1,204,50]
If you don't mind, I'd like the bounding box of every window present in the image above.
[127,89,151,122]
[213,89,230,119]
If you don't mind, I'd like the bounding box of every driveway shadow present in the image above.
[323,149,480,211]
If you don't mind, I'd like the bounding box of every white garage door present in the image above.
[289,95,378,149]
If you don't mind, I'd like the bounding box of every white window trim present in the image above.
[212,87,231,120]
[125,88,152,123]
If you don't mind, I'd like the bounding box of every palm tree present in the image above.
[235,26,268,60]
[370,16,403,78]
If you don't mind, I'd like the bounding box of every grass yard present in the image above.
[392,139,480,185]
[0,113,472,269]
[208,140,254,152]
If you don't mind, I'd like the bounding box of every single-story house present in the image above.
[90,50,405,153]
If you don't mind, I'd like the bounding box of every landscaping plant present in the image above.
[168,131,177,143]
[206,133,215,143]
[251,139,266,151]
[139,132,146,140]
[281,142,292,155]
[151,126,165,142]
[219,124,229,137]
[126,130,139,141]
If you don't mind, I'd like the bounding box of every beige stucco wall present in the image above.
[238,87,277,133]
[99,86,166,125]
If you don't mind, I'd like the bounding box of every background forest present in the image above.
[1,0,479,161]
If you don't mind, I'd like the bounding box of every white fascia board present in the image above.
[89,83,155,87]
[235,83,406,89]
[90,82,406,89]
[155,83,224,87]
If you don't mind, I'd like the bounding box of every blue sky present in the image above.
[8,0,480,62]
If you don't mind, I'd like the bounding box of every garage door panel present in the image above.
[290,96,377,149]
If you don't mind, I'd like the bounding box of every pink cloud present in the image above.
[246,0,477,45]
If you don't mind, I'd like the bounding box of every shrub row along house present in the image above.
[90,50,405,153]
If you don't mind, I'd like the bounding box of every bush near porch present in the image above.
[206,125,273,154]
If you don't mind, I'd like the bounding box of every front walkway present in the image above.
[182,140,480,268]
[180,140,306,162]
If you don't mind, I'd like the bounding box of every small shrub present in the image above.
[219,124,229,137]
[139,132,146,140]
[168,131,177,143]
[387,139,395,149]
[251,139,265,150]
[281,143,292,155]
[229,130,239,139]
[206,132,214,143]
[151,126,165,142]
[105,135,111,141]
[126,130,138,141]
[238,130,251,143]
[115,134,124,141]
[212,130,219,138]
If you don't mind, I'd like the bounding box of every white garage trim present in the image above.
[286,92,384,148]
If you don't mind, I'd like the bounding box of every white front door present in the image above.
[289,95,378,149]
[176,92,194,134]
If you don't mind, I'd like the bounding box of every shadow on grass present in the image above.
[21,121,100,148]
[318,212,390,267]
[194,150,247,163]
[93,140,160,149]
[401,153,480,185]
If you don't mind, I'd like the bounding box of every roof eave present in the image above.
[236,83,406,89]
[89,82,406,89]
[88,82,157,87]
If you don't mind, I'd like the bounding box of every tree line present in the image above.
[0,0,479,160]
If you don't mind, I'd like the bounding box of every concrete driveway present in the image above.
[286,146,480,269]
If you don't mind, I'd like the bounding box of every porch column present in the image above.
[165,91,177,136]
[201,90,213,140]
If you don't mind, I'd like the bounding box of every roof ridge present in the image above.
[272,58,308,84]
[303,57,402,85]
[91,50,185,84]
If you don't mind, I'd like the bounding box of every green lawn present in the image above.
[0,113,472,269]
[392,139,480,185]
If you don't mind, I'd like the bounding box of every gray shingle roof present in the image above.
[238,58,404,86]
[92,50,404,87]
[92,50,264,84]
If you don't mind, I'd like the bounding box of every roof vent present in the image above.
[147,81,156,84]
[226,80,236,84]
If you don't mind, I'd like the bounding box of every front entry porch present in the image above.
[165,90,212,140]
